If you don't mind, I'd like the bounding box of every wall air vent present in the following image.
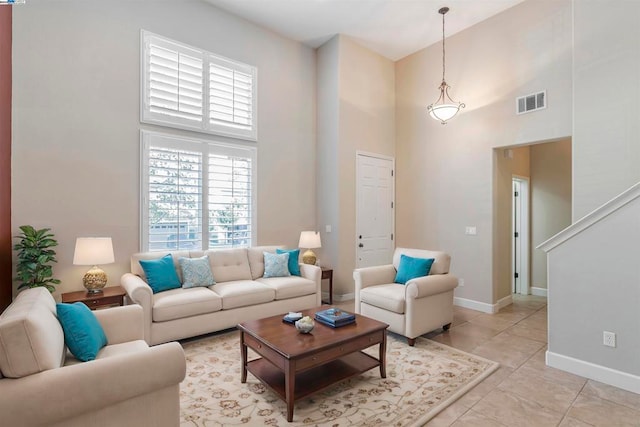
[516,91,546,115]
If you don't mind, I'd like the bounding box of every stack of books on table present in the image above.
[315,308,356,328]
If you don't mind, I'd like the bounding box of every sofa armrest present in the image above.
[120,273,154,344]
[405,274,458,299]
[93,305,144,344]
[299,263,322,306]
[0,342,186,427]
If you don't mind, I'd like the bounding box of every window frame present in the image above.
[141,30,258,141]
[140,130,257,252]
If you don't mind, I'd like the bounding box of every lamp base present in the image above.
[302,249,317,265]
[83,266,107,294]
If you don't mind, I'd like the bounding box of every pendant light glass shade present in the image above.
[427,7,465,124]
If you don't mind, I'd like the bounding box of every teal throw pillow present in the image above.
[56,302,108,362]
[276,248,301,276]
[179,256,215,288]
[394,254,435,285]
[263,252,291,278]
[139,254,181,293]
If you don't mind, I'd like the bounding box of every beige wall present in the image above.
[317,35,395,296]
[395,0,572,306]
[493,146,530,301]
[12,0,316,298]
[530,139,572,289]
[573,1,640,219]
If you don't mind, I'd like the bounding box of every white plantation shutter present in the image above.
[208,150,253,248]
[143,33,204,129]
[209,56,257,140]
[141,31,257,141]
[141,131,256,252]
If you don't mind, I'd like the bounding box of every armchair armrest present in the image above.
[120,273,153,344]
[405,274,458,299]
[93,305,144,344]
[353,265,397,290]
[299,263,322,306]
[0,342,186,427]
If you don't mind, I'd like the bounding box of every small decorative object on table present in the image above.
[283,312,303,324]
[315,307,356,328]
[294,316,315,333]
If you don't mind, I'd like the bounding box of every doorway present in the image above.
[512,176,530,295]
[355,152,394,268]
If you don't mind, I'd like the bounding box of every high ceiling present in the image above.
[205,0,525,61]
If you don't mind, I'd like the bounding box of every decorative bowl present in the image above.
[295,317,315,334]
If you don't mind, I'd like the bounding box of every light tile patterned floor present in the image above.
[334,295,640,426]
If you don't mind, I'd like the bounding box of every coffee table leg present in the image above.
[240,331,247,383]
[285,362,295,422]
[380,331,387,379]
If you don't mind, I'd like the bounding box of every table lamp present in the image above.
[73,237,115,293]
[298,231,321,265]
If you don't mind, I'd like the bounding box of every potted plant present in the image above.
[13,225,61,293]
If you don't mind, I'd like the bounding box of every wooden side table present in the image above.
[61,286,126,310]
[321,267,333,305]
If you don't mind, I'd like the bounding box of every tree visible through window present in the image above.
[141,131,255,251]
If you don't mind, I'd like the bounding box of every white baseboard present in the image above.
[454,295,512,314]
[531,287,548,297]
[546,351,640,394]
[330,292,354,303]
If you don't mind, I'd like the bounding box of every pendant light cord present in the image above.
[441,9,446,83]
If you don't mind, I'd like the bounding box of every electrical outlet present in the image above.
[458,278,465,287]
[465,226,477,235]
[603,331,616,348]
[325,225,332,233]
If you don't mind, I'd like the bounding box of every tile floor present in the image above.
[335,295,640,426]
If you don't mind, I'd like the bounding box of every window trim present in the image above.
[140,30,258,141]
[140,130,258,252]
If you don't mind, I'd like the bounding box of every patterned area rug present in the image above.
[180,330,499,426]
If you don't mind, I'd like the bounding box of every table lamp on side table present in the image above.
[299,231,321,265]
[73,237,115,294]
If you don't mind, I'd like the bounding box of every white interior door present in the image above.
[512,176,530,295]
[356,153,394,268]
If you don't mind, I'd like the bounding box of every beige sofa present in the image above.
[0,287,186,427]
[121,246,322,345]
[354,248,458,346]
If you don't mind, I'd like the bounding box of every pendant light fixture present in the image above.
[427,6,465,124]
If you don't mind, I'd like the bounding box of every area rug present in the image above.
[179,330,499,426]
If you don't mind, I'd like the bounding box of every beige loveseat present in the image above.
[354,248,458,346]
[121,246,322,345]
[0,288,186,427]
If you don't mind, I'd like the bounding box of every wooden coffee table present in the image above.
[238,306,388,422]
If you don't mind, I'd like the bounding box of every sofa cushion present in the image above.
[0,288,65,378]
[211,280,275,310]
[56,302,108,362]
[152,288,223,322]
[139,254,182,293]
[276,248,301,276]
[263,252,291,278]
[205,248,252,282]
[131,251,190,282]
[247,246,281,279]
[179,255,215,288]
[360,284,406,314]
[64,340,149,366]
[257,276,316,300]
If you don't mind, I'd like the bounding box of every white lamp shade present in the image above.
[428,103,461,123]
[298,231,321,249]
[73,237,115,266]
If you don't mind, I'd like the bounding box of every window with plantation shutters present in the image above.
[141,31,257,141]
[141,131,256,252]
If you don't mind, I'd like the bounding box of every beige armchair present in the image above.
[354,248,458,346]
[0,288,186,427]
